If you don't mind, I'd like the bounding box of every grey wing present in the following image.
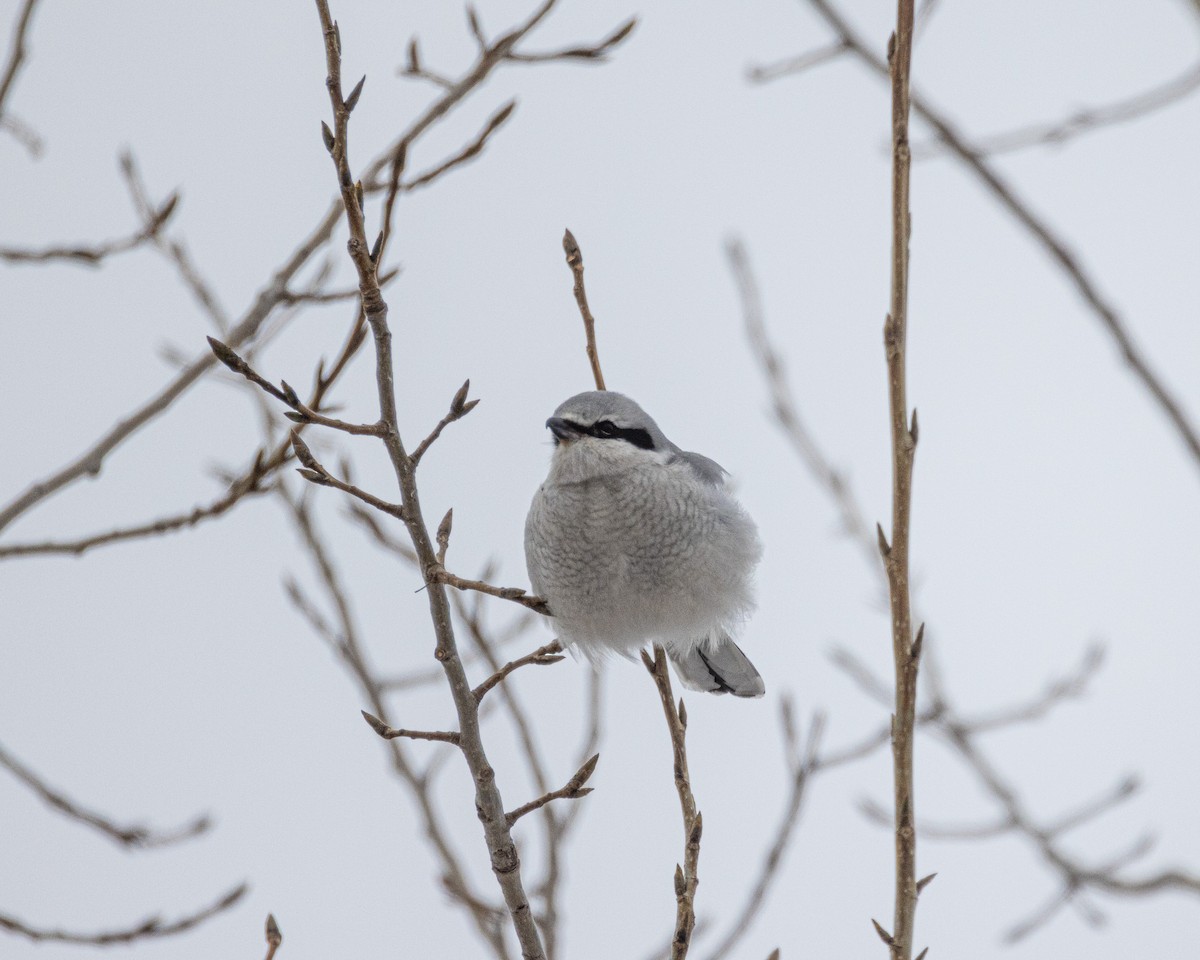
[671,449,728,487]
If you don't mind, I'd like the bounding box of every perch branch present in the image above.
[641,646,702,960]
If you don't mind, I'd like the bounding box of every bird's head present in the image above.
[543,390,673,482]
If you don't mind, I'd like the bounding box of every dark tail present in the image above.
[668,638,765,698]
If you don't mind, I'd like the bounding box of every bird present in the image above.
[524,390,765,697]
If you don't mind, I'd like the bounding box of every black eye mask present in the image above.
[587,419,655,450]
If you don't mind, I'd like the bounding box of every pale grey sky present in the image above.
[3,1,1199,958]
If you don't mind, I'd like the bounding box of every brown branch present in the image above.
[0,313,369,560]
[361,711,462,745]
[0,883,246,946]
[264,914,282,960]
[913,60,1200,160]
[700,705,824,960]
[473,640,565,702]
[727,239,879,580]
[880,5,920,958]
[1,111,41,156]
[802,0,1200,476]
[451,587,567,957]
[504,17,637,63]
[562,228,607,390]
[0,740,210,848]
[641,646,701,960]
[279,490,511,958]
[120,151,233,332]
[505,753,599,827]
[0,0,633,541]
[0,204,342,535]
[0,192,179,265]
[431,566,551,615]
[746,40,849,84]
[0,0,41,123]
[207,338,383,436]
[401,101,517,193]
[410,380,482,466]
[312,4,553,955]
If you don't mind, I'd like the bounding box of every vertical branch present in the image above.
[562,229,607,390]
[312,5,545,958]
[879,3,921,959]
[641,646,702,960]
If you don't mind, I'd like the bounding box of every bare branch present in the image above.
[473,640,565,702]
[0,450,276,560]
[505,752,599,826]
[0,192,179,266]
[641,646,701,960]
[431,566,551,615]
[727,240,880,581]
[562,228,607,390]
[913,61,1200,160]
[746,40,848,84]
[361,711,462,746]
[802,0,1200,476]
[0,883,246,945]
[278,490,509,957]
[881,5,921,957]
[0,0,41,124]
[701,708,825,960]
[0,312,369,560]
[0,740,210,848]
[505,17,637,63]
[402,101,517,192]
[207,338,382,436]
[410,379,481,465]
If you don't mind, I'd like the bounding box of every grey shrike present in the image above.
[524,390,765,697]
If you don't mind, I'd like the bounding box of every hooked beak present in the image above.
[546,417,582,443]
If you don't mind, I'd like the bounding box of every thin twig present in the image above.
[562,229,606,390]
[701,708,825,960]
[0,313,369,560]
[313,4,552,954]
[505,753,599,827]
[410,379,481,466]
[0,193,180,265]
[746,40,849,84]
[279,489,510,958]
[361,711,462,745]
[913,60,1200,160]
[473,640,565,702]
[0,884,247,945]
[0,741,210,848]
[0,0,41,122]
[431,566,551,614]
[402,102,517,192]
[880,5,920,958]
[801,0,1200,476]
[641,646,701,960]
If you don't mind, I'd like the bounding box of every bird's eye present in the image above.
[592,420,619,438]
